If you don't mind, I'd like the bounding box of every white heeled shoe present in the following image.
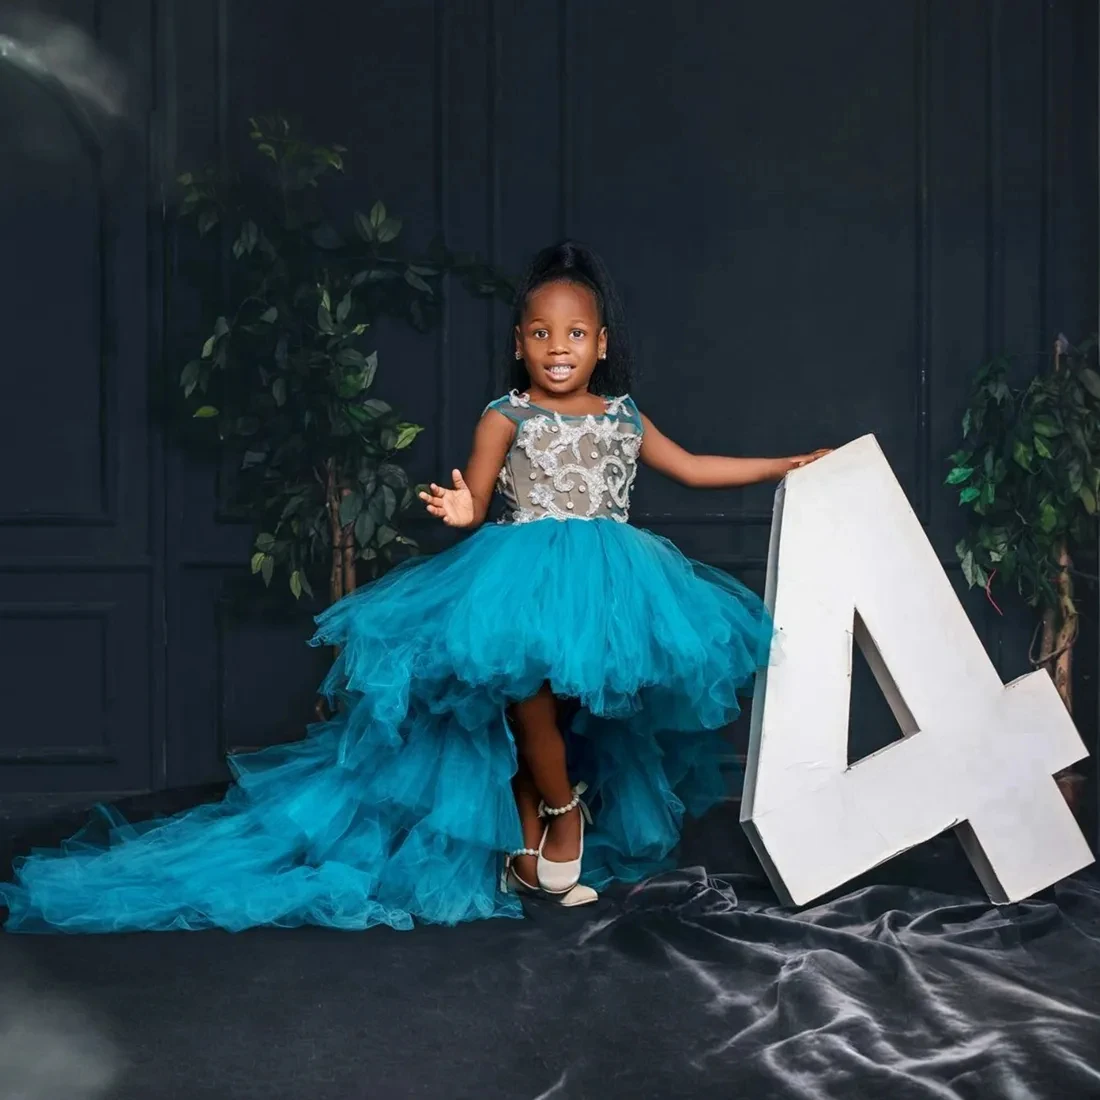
[502,847,598,908]
[536,782,592,895]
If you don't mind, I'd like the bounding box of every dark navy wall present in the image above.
[0,0,1095,828]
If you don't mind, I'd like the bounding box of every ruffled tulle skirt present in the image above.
[1,518,772,933]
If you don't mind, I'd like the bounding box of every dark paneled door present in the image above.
[0,0,161,813]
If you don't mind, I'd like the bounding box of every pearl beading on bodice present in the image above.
[485,392,643,524]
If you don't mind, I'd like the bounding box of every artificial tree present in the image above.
[173,114,512,607]
[948,333,1100,808]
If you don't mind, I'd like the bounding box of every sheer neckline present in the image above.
[512,391,629,419]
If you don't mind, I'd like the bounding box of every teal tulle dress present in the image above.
[1,391,772,933]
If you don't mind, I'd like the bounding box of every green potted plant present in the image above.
[172,114,512,607]
[948,333,1099,810]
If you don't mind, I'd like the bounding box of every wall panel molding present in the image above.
[0,601,116,767]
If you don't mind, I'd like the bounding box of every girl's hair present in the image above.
[505,241,634,396]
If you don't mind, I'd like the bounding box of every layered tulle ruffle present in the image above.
[2,519,771,933]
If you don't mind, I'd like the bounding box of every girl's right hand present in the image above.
[419,469,476,527]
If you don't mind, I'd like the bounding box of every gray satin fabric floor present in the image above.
[2,794,1099,1100]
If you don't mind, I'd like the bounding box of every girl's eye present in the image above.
[533,329,548,339]
[571,329,586,340]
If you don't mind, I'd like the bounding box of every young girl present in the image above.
[1,242,827,933]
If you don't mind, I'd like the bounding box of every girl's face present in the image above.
[514,280,608,396]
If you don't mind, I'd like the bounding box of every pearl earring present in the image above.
[515,351,522,360]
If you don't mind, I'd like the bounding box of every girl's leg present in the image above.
[510,683,582,864]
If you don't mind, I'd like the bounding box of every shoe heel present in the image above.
[536,782,591,895]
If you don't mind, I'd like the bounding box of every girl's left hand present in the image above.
[790,448,832,469]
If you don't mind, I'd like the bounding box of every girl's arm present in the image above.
[639,413,828,489]
[419,409,515,528]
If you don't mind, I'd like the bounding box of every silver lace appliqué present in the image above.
[501,396,641,524]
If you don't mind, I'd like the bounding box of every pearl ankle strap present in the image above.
[538,782,592,822]
[509,848,539,858]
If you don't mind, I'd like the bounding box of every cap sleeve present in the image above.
[610,394,644,433]
[482,390,533,424]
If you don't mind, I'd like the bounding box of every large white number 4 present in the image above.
[742,435,1094,906]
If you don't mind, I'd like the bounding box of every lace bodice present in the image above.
[484,390,644,524]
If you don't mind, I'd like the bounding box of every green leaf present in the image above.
[1033,415,1061,436]
[255,532,275,552]
[214,316,230,338]
[376,217,402,243]
[260,306,278,324]
[362,351,378,390]
[962,409,972,437]
[250,552,265,575]
[336,349,366,368]
[336,370,367,398]
[1079,485,1097,515]
[201,335,216,359]
[336,293,352,324]
[961,551,982,588]
[354,511,376,546]
[298,571,314,598]
[1039,501,1058,532]
[290,571,303,599]
[1033,435,1052,459]
[369,201,387,229]
[368,485,399,523]
[241,449,266,469]
[405,269,432,294]
[379,464,408,491]
[193,405,219,418]
[261,556,274,586]
[273,378,287,406]
[945,466,973,486]
[353,211,374,242]
[376,525,398,547]
[180,360,201,389]
[339,491,363,526]
[197,208,218,236]
[1080,368,1100,399]
[394,423,423,450]
[959,486,981,504]
[317,305,335,334]
[1012,440,1033,470]
[359,397,391,418]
